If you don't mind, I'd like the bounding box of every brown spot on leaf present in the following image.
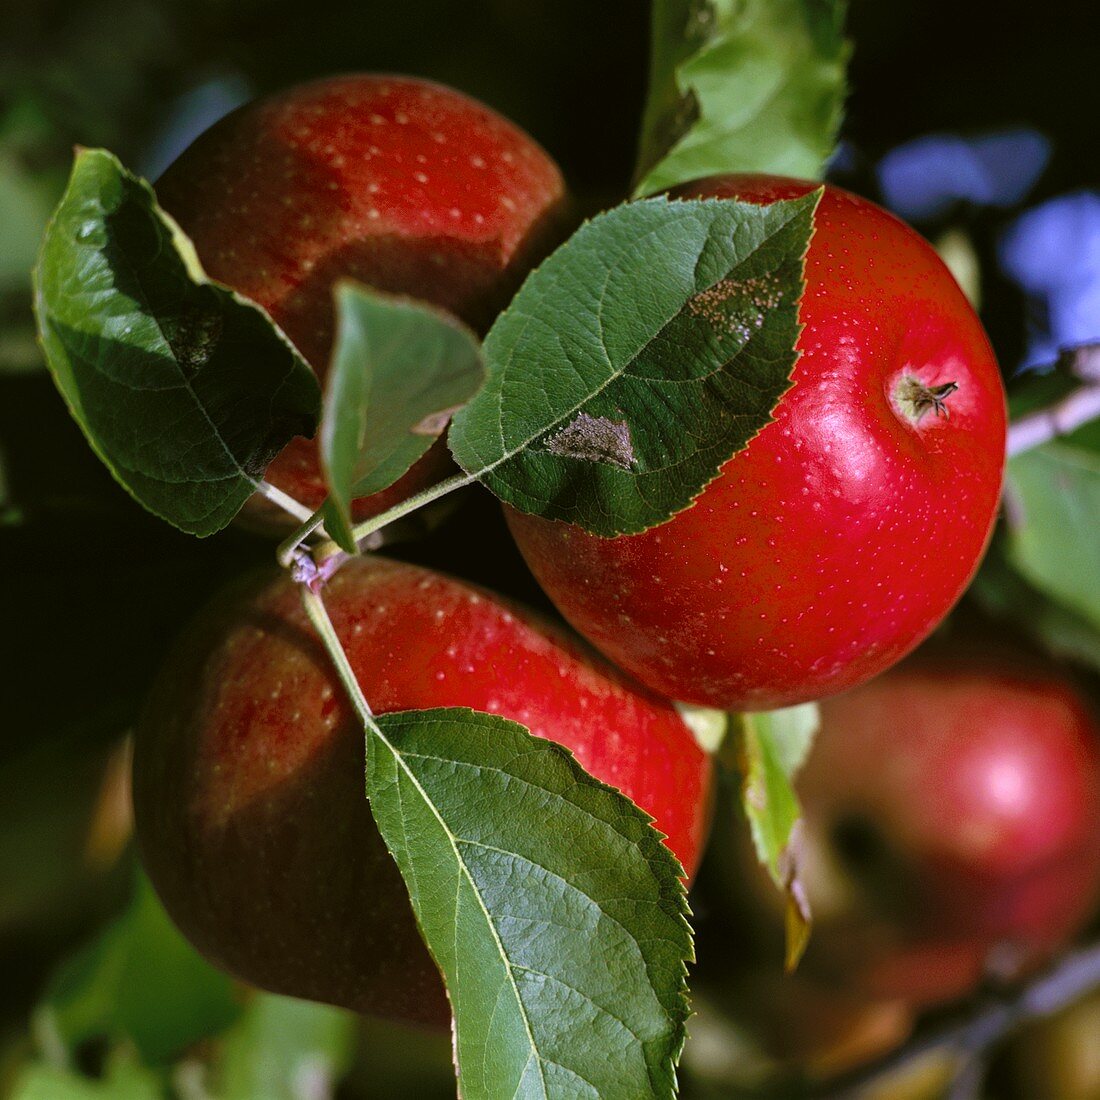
[687,273,784,341]
[543,412,635,470]
[164,301,224,377]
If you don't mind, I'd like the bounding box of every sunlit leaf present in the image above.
[737,704,819,969]
[636,0,849,196]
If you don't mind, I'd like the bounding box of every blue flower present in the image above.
[999,192,1100,368]
[876,129,1050,222]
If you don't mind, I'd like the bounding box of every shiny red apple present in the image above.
[156,74,567,530]
[132,556,713,1025]
[505,175,1007,710]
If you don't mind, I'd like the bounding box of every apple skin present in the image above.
[505,175,1007,710]
[790,650,1100,1008]
[132,556,713,1026]
[155,74,568,530]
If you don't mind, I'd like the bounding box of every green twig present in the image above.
[347,470,475,546]
[298,581,377,728]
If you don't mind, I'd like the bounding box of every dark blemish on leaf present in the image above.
[687,274,784,341]
[164,303,224,378]
[412,404,464,437]
[543,412,635,470]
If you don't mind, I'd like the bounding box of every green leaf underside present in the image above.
[1006,434,1100,633]
[366,708,692,1100]
[449,193,817,537]
[635,0,849,196]
[34,148,319,536]
[740,705,819,967]
[320,283,483,552]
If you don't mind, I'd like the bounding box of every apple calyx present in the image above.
[894,376,960,424]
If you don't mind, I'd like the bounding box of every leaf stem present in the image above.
[298,582,376,727]
[256,480,315,523]
[347,469,476,546]
[1006,384,1100,457]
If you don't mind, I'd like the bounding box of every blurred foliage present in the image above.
[37,871,241,1065]
[9,1052,163,1100]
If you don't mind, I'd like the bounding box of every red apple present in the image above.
[155,74,568,530]
[790,648,1100,1007]
[505,175,1007,711]
[132,556,713,1025]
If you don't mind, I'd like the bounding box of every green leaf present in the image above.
[366,708,693,1100]
[37,871,241,1065]
[213,994,356,1100]
[738,704,820,969]
[34,148,320,537]
[635,0,850,196]
[1005,429,1100,633]
[449,193,817,536]
[9,1053,163,1100]
[320,283,483,552]
[972,536,1100,673]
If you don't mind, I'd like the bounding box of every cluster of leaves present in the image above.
[33,136,828,1099]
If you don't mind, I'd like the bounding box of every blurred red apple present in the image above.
[795,649,1100,1006]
